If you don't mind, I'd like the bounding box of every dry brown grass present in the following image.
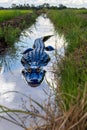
[25,82,87,130]
[26,47,87,130]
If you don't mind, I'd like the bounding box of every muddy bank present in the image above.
[0,38,8,53]
[0,13,35,29]
[0,12,38,53]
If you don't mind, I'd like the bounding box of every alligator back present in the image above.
[22,39,50,68]
[21,35,54,69]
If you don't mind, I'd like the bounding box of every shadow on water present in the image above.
[0,14,66,130]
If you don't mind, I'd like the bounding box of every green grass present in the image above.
[0,10,32,23]
[48,9,87,53]
[47,9,87,107]
[0,9,87,130]
[0,26,21,45]
[0,10,38,46]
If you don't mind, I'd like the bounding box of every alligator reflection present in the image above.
[21,35,54,87]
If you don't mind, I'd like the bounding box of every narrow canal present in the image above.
[0,14,66,130]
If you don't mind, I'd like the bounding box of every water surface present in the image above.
[0,14,66,130]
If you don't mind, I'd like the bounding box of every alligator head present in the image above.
[21,35,54,87]
[22,68,46,87]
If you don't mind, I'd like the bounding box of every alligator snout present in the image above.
[31,79,38,83]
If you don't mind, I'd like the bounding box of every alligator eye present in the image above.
[36,68,41,73]
[28,68,32,73]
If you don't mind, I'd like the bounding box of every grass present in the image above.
[47,9,87,53]
[0,10,38,47]
[0,86,87,130]
[0,9,87,130]
[35,8,87,129]
[0,26,21,45]
[47,9,87,106]
[0,10,32,23]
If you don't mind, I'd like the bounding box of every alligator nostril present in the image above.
[31,79,38,83]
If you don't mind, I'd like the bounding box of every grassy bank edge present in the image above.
[41,9,87,130]
[0,10,38,52]
[47,9,87,105]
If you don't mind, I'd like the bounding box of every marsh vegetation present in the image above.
[0,10,38,52]
[0,8,87,130]
[44,9,87,130]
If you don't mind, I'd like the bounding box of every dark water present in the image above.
[0,15,66,130]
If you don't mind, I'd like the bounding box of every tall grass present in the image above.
[47,9,87,53]
[47,9,87,105]
[54,46,87,109]
[0,9,87,130]
[0,85,87,130]
[0,10,38,47]
[37,9,87,129]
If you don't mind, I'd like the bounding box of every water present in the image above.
[0,14,66,130]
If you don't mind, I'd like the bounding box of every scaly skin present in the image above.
[21,35,54,87]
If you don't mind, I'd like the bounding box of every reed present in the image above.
[0,84,87,130]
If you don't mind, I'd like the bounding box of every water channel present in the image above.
[0,14,66,130]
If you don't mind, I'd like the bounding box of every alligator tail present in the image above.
[43,35,54,42]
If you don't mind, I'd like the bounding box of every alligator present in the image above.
[21,35,54,87]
